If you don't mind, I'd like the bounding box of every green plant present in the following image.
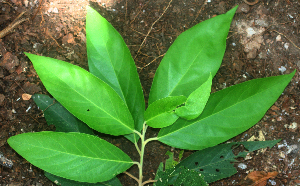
[8,6,295,186]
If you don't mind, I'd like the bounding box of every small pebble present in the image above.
[237,3,250,13]
[238,163,247,170]
[52,7,59,13]
[284,43,289,50]
[24,0,28,7]
[246,27,256,37]
[278,66,286,73]
[276,35,281,42]
[289,122,297,130]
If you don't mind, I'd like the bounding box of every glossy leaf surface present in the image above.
[175,74,212,120]
[45,172,122,186]
[149,6,238,104]
[86,7,145,142]
[25,53,134,136]
[158,71,295,150]
[8,132,133,183]
[145,96,187,128]
[32,94,94,135]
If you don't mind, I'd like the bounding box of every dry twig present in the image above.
[31,0,44,20]
[243,0,260,5]
[130,1,150,24]
[45,28,63,49]
[0,11,29,39]
[192,0,207,24]
[270,30,300,50]
[134,0,173,59]
[138,53,165,71]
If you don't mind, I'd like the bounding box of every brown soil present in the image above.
[0,0,300,185]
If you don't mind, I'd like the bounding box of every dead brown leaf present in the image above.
[22,93,32,101]
[244,171,278,186]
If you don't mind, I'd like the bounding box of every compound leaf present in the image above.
[32,94,94,135]
[158,71,295,150]
[86,7,145,142]
[148,6,237,104]
[145,96,187,128]
[175,74,212,120]
[25,53,134,136]
[8,132,133,183]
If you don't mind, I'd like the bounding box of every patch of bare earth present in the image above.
[0,0,299,185]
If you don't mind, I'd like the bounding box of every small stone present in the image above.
[246,49,257,59]
[289,122,297,130]
[0,52,19,73]
[22,93,32,101]
[287,144,297,154]
[279,151,285,158]
[278,66,286,73]
[217,1,226,14]
[255,19,269,27]
[246,27,256,37]
[284,43,289,50]
[62,33,75,45]
[22,82,41,94]
[52,7,59,13]
[24,0,28,7]
[148,72,155,79]
[33,43,43,53]
[238,163,247,170]
[77,32,86,43]
[276,35,282,42]
[237,3,250,13]
[258,51,267,59]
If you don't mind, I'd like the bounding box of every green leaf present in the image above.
[165,151,175,170]
[25,53,134,136]
[156,166,208,186]
[145,96,187,128]
[167,140,281,184]
[44,172,122,186]
[86,7,145,142]
[158,71,295,150]
[8,132,133,183]
[148,6,238,105]
[153,162,164,186]
[164,150,184,169]
[175,74,212,120]
[32,94,94,135]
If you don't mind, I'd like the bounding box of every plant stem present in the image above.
[144,137,158,145]
[142,179,157,185]
[132,123,158,186]
[138,123,148,186]
[124,171,139,183]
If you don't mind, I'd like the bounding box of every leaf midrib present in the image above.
[159,78,281,138]
[25,142,133,164]
[41,62,133,132]
[88,18,127,103]
[166,31,214,98]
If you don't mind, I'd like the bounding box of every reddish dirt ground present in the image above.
[0,0,300,185]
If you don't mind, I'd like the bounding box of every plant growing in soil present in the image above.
[8,6,295,186]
